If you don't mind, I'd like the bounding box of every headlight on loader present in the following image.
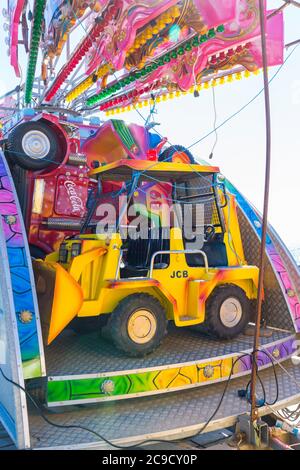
[71,242,82,258]
[59,243,68,264]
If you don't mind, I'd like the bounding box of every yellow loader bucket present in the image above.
[33,260,83,345]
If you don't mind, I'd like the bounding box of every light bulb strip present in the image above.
[44,0,121,102]
[65,62,112,104]
[99,41,253,112]
[104,68,261,115]
[87,24,225,107]
[127,5,180,56]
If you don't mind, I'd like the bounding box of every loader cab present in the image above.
[87,159,232,276]
[36,160,256,351]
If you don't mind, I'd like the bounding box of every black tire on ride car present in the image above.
[205,285,250,339]
[108,293,168,357]
[158,145,196,164]
[7,121,61,170]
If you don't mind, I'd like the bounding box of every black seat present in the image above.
[122,227,170,277]
[185,230,228,268]
[185,239,228,267]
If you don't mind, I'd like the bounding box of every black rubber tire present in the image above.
[108,294,168,357]
[7,121,61,171]
[205,285,250,339]
[158,145,196,164]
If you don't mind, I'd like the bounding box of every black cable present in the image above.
[0,366,211,450]
[282,0,300,8]
[209,87,218,160]
[194,353,252,436]
[246,349,279,408]
[0,345,280,450]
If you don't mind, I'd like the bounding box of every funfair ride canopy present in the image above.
[4,0,284,113]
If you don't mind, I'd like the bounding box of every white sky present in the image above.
[0,0,299,250]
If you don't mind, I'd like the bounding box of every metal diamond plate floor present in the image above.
[44,325,292,376]
[28,359,300,449]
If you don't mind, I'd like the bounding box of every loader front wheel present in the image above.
[205,285,250,339]
[108,294,168,357]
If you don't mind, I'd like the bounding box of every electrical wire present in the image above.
[282,0,300,8]
[209,86,218,160]
[186,43,300,152]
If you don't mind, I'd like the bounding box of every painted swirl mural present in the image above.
[47,335,294,405]
[0,153,43,379]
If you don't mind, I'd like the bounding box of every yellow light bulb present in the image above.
[173,6,180,17]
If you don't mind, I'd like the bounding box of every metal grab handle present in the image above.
[218,183,228,209]
[115,248,128,279]
[149,249,209,278]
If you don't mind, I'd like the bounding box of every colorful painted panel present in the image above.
[0,223,30,449]
[0,152,44,379]
[47,335,295,405]
[223,179,300,332]
[7,0,26,77]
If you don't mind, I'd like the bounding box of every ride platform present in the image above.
[28,358,300,449]
[43,325,295,407]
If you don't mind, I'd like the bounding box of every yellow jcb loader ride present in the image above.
[33,160,259,357]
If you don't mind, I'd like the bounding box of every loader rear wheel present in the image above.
[205,285,250,339]
[108,294,168,357]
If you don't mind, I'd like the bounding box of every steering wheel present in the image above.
[204,225,215,241]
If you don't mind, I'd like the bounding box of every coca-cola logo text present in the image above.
[64,180,84,213]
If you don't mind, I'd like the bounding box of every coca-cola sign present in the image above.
[64,180,84,213]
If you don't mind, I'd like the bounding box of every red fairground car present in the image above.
[1,109,195,257]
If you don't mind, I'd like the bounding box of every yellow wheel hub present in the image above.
[127,309,157,344]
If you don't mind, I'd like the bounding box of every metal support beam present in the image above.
[249,0,272,426]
